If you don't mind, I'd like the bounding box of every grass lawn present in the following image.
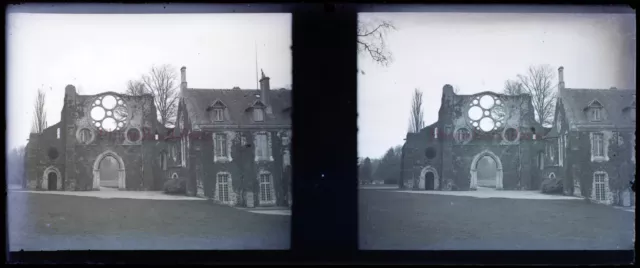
[359,189,635,250]
[8,192,290,250]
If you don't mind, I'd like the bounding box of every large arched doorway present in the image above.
[470,150,503,190]
[419,166,440,190]
[92,150,126,190]
[42,166,62,190]
[99,155,120,188]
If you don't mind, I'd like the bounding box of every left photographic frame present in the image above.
[6,4,292,251]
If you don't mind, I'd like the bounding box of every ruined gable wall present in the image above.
[26,123,65,190]
[445,92,538,190]
[70,93,155,190]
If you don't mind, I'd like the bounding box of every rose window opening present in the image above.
[90,94,129,132]
[467,94,506,132]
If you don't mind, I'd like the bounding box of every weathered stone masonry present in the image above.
[401,84,545,192]
[24,68,292,209]
[25,85,172,192]
[401,66,636,207]
[173,67,292,208]
[542,66,636,206]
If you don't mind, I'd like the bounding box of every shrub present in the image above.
[163,177,187,195]
[541,177,563,194]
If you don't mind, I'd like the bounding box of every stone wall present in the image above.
[198,129,290,207]
[401,85,542,191]
[25,87,165,191]
[568,130,635,205]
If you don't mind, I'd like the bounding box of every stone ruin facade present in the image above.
[25,85,164,192]
[401,66,636,207]
[24,67,292,208]
[401,84,546,192]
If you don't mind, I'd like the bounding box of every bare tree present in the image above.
[503,79,525,95]
[141,65,179,127]
[408,88,425,133]
[31,87,48,133]
[358,19,396,68]
[125,80,148,96]
[515,65,558,126]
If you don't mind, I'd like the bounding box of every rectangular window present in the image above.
[217,174,230,203]
[592,108,601,121]
[282,133,290,146]
[181,136,187,167]
[592,133,604,157]
[594,173,606,201]
[558,136,564,167]
[256,133,269,159]
[214,134,228,157]
[57,128,60,139]
[259,174,273,202]
[253,108,264,122]
[214,108,224,122]
[434,127,438,139]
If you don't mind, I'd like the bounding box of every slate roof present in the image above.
[559,87,636,130]
[181,88,292,128]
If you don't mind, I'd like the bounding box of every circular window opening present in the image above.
[455,128,472,144]
[47,147,59,160]
[504,128,519,142]
[91,94,129,132]
[479,95,495,109]
[127,128,141,142]
[479,117,495,132]
[425,147,437,159]
[79,128,93,144]
[468,106,483,120]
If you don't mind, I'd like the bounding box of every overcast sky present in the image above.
[358,12,636,159]
[6,9,291,150]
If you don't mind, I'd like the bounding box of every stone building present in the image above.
[400,66,636,208]
[400,84,547,191]
[25,85,169,192]
[542,66,636,207]
[172,67,292,208]
[24,67,292,209]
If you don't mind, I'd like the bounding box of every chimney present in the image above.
[180,66,187,91]
[558,66,565,90]
[259,69,271,112]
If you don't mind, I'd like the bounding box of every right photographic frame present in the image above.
[358,9,636,250]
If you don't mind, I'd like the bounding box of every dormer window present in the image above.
[587,100,604,122]
[254,108,264,122]
[208,100,226,122]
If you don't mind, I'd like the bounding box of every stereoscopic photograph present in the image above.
[7,6,292,250]
[358,11,635,250]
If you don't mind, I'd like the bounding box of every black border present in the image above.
[4,1,637,265]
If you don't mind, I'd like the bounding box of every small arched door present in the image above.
[425,172,435,190]
[48,172,57,190]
